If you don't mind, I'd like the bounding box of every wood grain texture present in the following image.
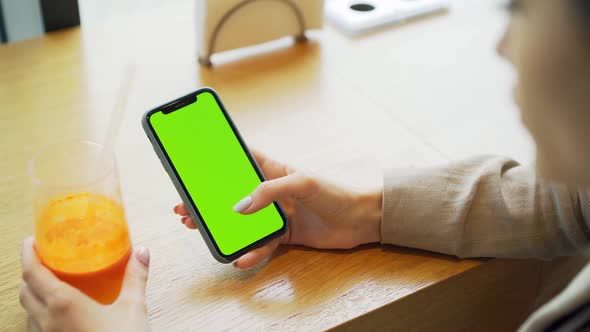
[0,0,574,331]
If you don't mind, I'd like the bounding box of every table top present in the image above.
[0,0,534,330]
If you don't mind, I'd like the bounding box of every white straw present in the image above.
[87,64,135,219]
[101,64,135,162]
[87,0,138,218]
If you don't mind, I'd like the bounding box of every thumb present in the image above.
[118,246,150,304]
[234,172,319,215]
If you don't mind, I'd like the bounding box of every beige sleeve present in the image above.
[381,156,590,259]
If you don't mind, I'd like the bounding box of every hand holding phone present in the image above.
[174,150,384,269]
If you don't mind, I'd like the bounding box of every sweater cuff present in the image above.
[380,167,461,256]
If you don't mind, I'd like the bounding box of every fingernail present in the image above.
[233,196,253,213]
[135,246,150,267]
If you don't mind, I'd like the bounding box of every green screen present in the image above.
[149,91,284,256]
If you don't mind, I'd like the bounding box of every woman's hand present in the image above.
[174,150,383,269]
[19,237,150,332]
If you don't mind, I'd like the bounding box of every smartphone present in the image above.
[142,87,288,263]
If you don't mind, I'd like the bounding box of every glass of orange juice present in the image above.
[29,140,131,304]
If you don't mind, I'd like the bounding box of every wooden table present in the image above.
[1,1,586,331]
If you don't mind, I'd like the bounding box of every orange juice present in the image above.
[35,192,131,304]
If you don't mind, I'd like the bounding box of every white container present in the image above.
[325,0,450,35]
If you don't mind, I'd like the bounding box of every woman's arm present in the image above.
[381,155,590,259]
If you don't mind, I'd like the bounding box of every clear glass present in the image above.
[29,140,131,304]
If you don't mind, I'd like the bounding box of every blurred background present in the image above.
[0,0,189,43]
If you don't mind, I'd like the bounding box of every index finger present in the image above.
[21,237,70,301]
[250,149,269,168]
[249,149,294,180]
